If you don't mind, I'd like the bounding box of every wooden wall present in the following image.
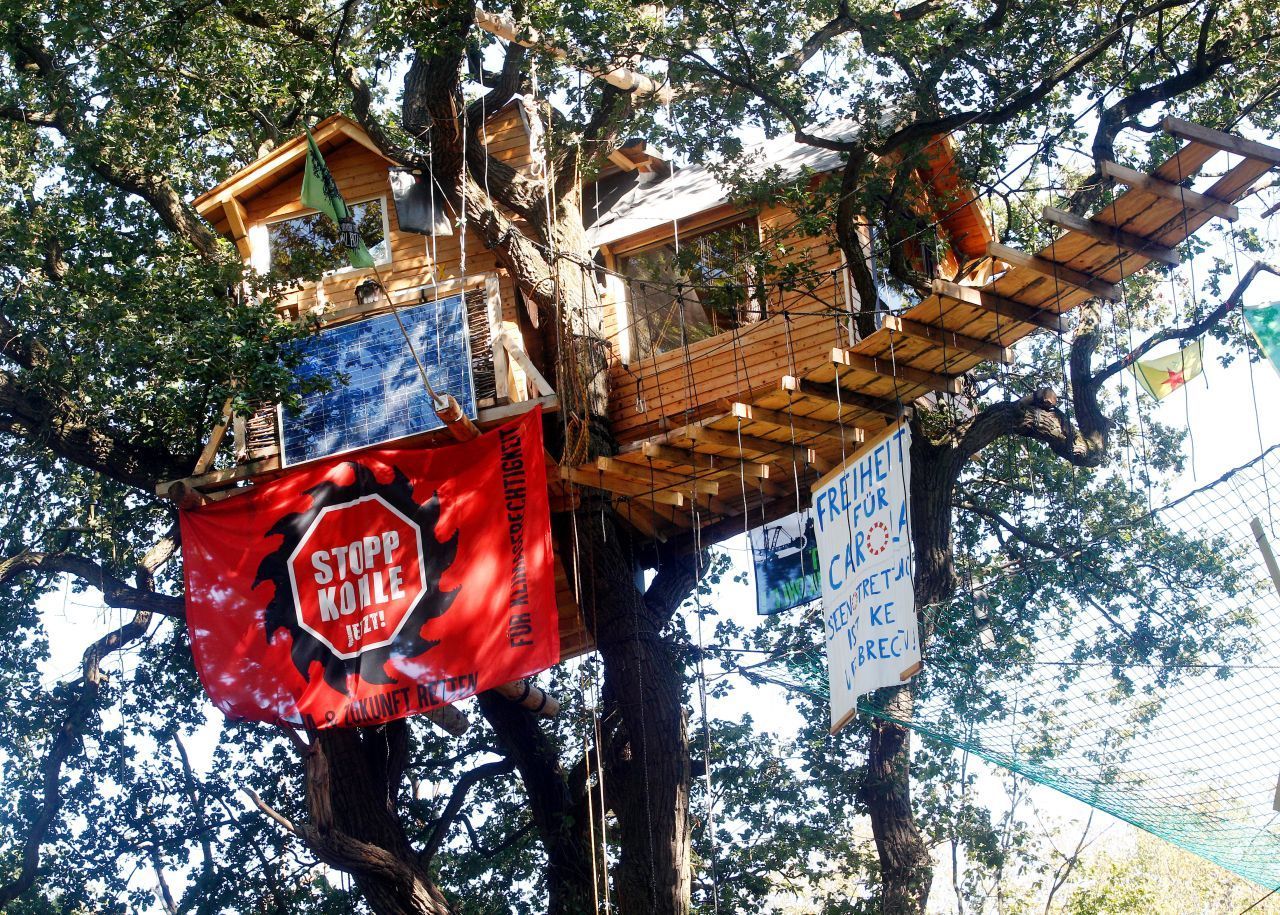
[229,108,529,332]
[602,199,854,444]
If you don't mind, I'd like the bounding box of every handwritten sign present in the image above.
[812,421,919,733]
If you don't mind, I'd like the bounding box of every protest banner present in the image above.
[811,420,920,733]
[180,408,558,728]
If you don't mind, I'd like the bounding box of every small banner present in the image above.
[1131,339,1204,400]
[812,420,920,733]
[749,510,820,615]
[180,408,559,729]
[1244,301,1280,377]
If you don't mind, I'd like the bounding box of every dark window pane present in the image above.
[619,219,764,361]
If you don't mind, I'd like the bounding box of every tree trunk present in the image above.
[559,509,696,915]
[856,431,953,914]
[476,692,597,914]
[304,726,455,915]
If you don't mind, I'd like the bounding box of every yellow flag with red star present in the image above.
[1131,339,1204,400]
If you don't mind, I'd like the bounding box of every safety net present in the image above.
[749,445,1280,890]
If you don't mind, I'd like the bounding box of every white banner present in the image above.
[812,420,920,733]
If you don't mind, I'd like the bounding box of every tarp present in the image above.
[180,408,559,728]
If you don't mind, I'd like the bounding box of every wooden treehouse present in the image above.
[165,110,1280,659]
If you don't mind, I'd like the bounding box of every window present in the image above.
[265,198,389,282]
[618,219,765,362]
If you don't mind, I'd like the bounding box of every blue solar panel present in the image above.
[280,294,477,465]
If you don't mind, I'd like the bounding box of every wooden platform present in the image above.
[568,117,1280,543]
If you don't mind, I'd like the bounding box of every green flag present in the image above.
[301,128,375,269]
[1130,339,1204,401]
[1244,301,1280,377]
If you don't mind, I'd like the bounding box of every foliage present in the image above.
[1,0,1280,912]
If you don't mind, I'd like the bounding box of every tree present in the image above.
[1,0,1279,913]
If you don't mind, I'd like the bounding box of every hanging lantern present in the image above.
[355,279,382,307]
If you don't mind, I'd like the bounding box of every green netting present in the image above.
[751,446,1280,890]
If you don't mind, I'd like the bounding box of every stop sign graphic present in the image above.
[286,494,427,660]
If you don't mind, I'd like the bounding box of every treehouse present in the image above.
[169,108,1280,657]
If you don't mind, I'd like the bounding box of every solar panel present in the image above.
[280,294,477,466]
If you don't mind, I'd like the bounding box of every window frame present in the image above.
[257,193,393,282]
[613,212,766,365]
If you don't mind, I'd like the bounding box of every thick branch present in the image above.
[421,757,515,862]
[0,551,186,619]
[0,610,152,906]
[1096,260,1276,382]
[0,370,191,488]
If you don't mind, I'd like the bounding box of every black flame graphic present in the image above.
[254,463,459,695]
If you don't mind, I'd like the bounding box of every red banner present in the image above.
[179,407,559,728]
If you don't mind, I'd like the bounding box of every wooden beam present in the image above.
[614,497,667,541]
[639,443,772,480]
[730,402,866,445]
[1041,206,1181,266]
[830,348,963,395]
[932,279,1068,334]
[559,466,685,506]
[485,274,509,401]
[607,149,638,172]
[685,424,825,470]
[500,330,555,397]
[193,398,234,476]
[595,456,720,495]
[221,198,253,261]
[986,242,1118,300]
[1161,116,1280,166]
[781,375,905,417]
[882,315,1014,364]
[1098,160,1239,221]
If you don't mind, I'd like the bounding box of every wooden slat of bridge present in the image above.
[571,119,1280,543]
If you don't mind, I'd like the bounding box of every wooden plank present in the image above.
[881,315,1013,364]
[639,443,772,479]
[1098,160,1239,221]
[595,457,720,495]
[730,402,865,444]
[932,279,1068,334]
[485,274,509,400]
[1041,206,1180,266]
[830,347,963,395]
[685,424,824,469]
[500,330,556,397]
[193,398,234,476]
[559,466,685,506]
[781,375,905,417]
[986,242,1118,301]
[1161,117,1280,166]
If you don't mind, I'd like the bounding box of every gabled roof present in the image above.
[585,123,992,263]
[193,114,395,219]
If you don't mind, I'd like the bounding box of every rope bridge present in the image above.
[749,445,1280,889]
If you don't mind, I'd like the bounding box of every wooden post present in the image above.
[425,704,470,736]
[434,394,482,442]
[494,679,560,717]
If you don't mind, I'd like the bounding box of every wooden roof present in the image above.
[193,114,394,221]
